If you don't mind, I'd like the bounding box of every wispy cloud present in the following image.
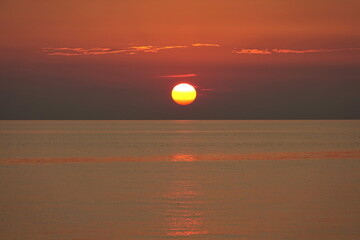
[192,43,220,47]
[233,48,360,55]
[200,88,216,92]
[44,44,358,57]
[43,48,131,56]
[273,48,360,53]
[43,46,188,56]
[128,45,188,53]
[233,49,272,55]
[160,74,197,78]
[200,88,237,93]
[43,43,220,56]
[273,49,329,54]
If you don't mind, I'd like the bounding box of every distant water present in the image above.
[0,120,360,240]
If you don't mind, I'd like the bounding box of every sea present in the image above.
[0,120,360,240]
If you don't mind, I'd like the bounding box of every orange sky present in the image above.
[1,0,359,48]
[0,0,359,119]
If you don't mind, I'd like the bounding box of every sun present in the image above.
[171,83,197,105]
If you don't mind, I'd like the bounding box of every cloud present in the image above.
[43,46,188,56]
[43,43,220,56]
[129,45,188,53]
[160,74,197,78]
[273,48,360,53]
[233,49,272,55]
[192,43,220,47]
[200,88,237,93]
[273,49,328,54]
[44,44,358,57]
[43,47,131,56]
[234,48,360,55]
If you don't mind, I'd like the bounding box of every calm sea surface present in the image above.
[1,120,360,240]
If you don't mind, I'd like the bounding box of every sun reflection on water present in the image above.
[163,154,208,237]
[171,154,196,162]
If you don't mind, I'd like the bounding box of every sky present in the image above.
[0,0,359,119]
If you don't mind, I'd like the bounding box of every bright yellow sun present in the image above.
[171,83,197,105]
